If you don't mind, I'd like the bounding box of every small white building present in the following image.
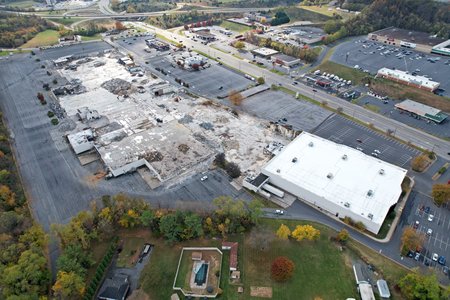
[394,99,447,123]
[431,39,450,56]
[376,68,440,92]
[67,129,95,154]
[377,280,391,299]
[261,132,407,234]
[251,47,279,58]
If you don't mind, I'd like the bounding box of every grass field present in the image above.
[81,34,102,41]
[51,17,86,26]
[370,78,450,113]
[314,60,369,85]
[116,237,145,268]
[300,5,354,20]
[364,103,380,113]
[220,20,251,33]
[22,30,60,48]
[284,7,331,23]
[4,0,38,8]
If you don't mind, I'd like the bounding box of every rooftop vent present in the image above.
[327,173,333,179]
[308,142,314,147]
[379,169,385,175]
[276,169,281,173]
[368,213,374,220]
[342,154,348,160]
[292,157,298,163]
[367,190,374,197]
[344,202,350,208]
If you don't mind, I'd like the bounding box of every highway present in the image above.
[134,22,450,158]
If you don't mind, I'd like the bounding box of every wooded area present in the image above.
[0,12,54,47]
[0,113,50,299]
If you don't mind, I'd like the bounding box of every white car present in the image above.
[275,209,284,215]
[427,228,433,236]
[373,149,381,154]
[432,253,439,261]
[200,175,208,181]
[428,214,434,222]
[356,147,363,151]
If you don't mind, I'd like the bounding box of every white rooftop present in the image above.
[395,99,441,116]
[377,68,440,90]
[263,132,407,227]
[252,47,279,56]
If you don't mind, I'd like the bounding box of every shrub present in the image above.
[355,221,366,231]
[52,79,58,84]
[214,153,226,168]
[438,167,447,174]
[257,77,265,85]
[47,111,54,118]
[225,162,241,178]
[271,256,294,282]
[51,118,59,125]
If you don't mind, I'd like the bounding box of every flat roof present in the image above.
[395,99,447,123]
[272,53,300,62]
[376,280,391,298]
[370,27,445,46]
[359,283,376,300]
[262,132,407,227]
[432,39,450,55]
[252,47,279,56]
[377,68,440,90]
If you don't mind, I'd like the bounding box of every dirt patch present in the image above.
[84,170,106,186]
[250,286,272,298]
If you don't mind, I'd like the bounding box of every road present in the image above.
[135,22,450,158]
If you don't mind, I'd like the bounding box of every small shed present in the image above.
[231,270,241,279]
[376,279,391,299]
[192,252,202,261]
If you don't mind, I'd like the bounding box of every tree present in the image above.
[271,256,294,282]
[213,196,246,218]
[256,77,265,85]
[276,224,291,240]
[336,229,349,243]
[140,210,155,227]
[431,184,450,206]
[213,152,226,168]
[411,155,428,172]
[0,211,24,234]
[182,212,203,240]
[0,249,50,298]
[291,224,320,241]
[225,162,241,178]
[0,184,16,209]
[115,21,125,31]
[398,273,440,300]
[56,244,93,277]
[233,41,245,50]
[229,90,243,106]
[53,271,85,299]
[248,199,264,224]
[159,213,182,242]
[400,227,424,254]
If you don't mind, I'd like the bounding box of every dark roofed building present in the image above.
[98,274,130,300]
[271,54,301,68]
[222,241,238,271]
[368,27,446,53]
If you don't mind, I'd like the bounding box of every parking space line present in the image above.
[446,238,449,251]
[434,232,438,246]
[441,214,446,227]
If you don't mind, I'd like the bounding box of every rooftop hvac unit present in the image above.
[367,190,374,197]
[309,142,314,147]
[342,154,348,160]
[344,202,350,208]
[276,169,281,173]
[379,169,385,175]
[326,173,333,179]
[292,157,298,163]
[368,213,374,220]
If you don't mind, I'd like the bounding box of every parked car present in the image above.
[413,220,419,229]
[427,228,433,235]
[275,209,284,215]
[428,214,434,222]
[200,175,208,181]
[414,252,420,261]
[438,256,446,265]
[424,206,430,213]
[432,253,439,261]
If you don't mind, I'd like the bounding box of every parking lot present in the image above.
[356,95,450,139]
[330,37,450,96]
[312,114,421,168]
[405,190,450,276]
[147,53,252,99]
[240,90,332,132]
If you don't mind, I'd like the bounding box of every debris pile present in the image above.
[101,78,133,95]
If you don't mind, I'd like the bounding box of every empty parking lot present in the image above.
[312,114,421,168]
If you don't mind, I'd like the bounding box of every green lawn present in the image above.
[220,20,252,33]
[22,30,59,48]
[300,5,353,20]
[81,34,102,41]
[314,60,369,85]
[364,103,380,113]
[116,237,145,268]
[51,17,86,26]
[5,0,38,8]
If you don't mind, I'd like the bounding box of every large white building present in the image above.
[376,68,440,92]
[260,132,407,234]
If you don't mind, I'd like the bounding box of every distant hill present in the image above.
[344,0,450,38]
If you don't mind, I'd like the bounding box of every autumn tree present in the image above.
[115,21,125,31]
[56,244,93,277]
[398,273,441,300]
[400,227,425,254]
[336,228,349,244]
[291,224,320,241]
[233,41,245,50]
[431,183,450,206]
[229,90,243,106]
[271,256,295,282]
[53,271,85,299]
[257,77,265,85]
[0,184,16,209]
[411,154,429,172]
[276,224,291,240]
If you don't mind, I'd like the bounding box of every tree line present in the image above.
[146,11,237,29]
[50,193,263,298]
[0,113,50,299]
[0,12,54,48]
[110,0,175,14]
